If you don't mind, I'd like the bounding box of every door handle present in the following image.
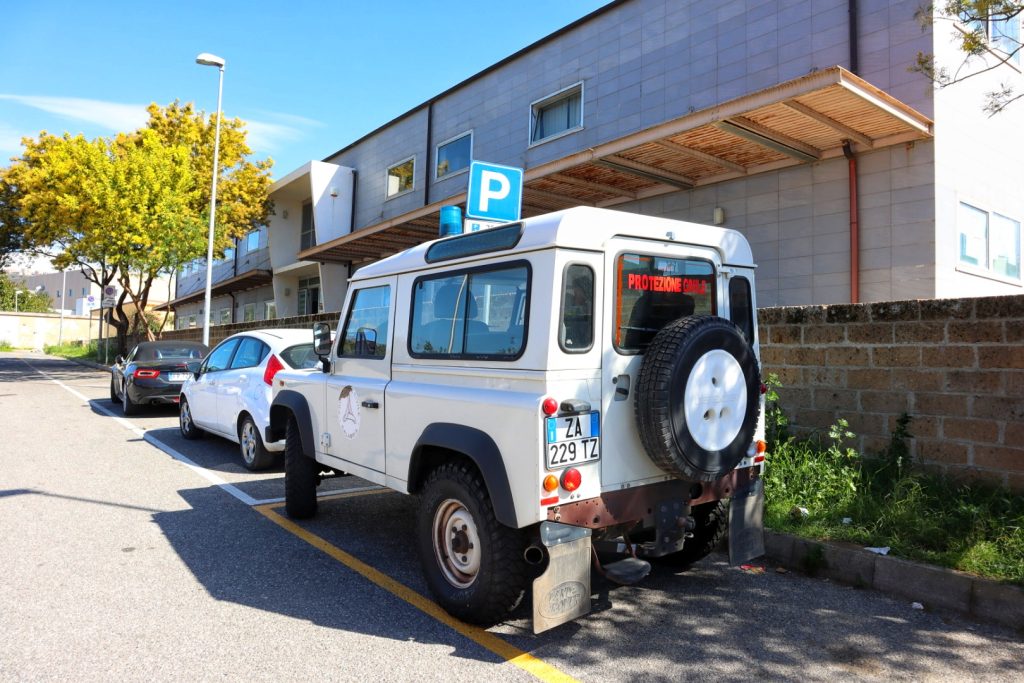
[361,399,379,409]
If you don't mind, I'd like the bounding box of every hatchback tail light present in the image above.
[263,354,285,386]
[133,369,160,379]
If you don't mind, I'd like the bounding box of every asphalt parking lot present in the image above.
[2,352,1022,682]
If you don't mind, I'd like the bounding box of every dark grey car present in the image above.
[110,341,208,415]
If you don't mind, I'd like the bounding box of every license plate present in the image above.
[168,372,190,382]
[545,412,600,470]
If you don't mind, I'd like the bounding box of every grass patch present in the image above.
[762,375,1024,586]
[0,340,14,351]
[44,340,104,362]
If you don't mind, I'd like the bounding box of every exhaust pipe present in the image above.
[523,544,546,565]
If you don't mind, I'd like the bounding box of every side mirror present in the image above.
[354,327,377,356]
[313,322,333,356]
[186,360,203,379]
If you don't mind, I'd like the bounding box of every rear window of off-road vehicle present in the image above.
[614,254,715,353]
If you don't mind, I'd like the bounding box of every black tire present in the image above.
[178,397,204,440]
[284,415,318,519]
[657,500,729,567]
[416,462,528,625]
[635,315,760,481]
[110,376,119,404]
[239,414,274,470]
[122,382,140,416]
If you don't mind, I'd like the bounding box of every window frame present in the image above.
[957,201,1022,283]
[407,260,532,362]
[246,230,261,252]
[529,82,584,147]
[242,302,256,322]
[434,130,473,180]
[612,252,718,356]
[558,263,595,354]
[299,202,315,251]
[338,284,392,360]
[385,155,416,200]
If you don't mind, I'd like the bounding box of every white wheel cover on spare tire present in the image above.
[634,315,760,482]
[683,349,748,452]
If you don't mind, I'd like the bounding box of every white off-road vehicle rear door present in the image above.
[599,239,721,489]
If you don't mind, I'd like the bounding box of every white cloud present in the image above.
[0,94,149,132]
[243,112,322,153]
[0,122,25,159]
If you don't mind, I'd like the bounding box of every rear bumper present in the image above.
[546,466,759,529]
[128,382,184,405]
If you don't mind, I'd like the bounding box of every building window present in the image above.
[530,83,583,145]
[265,301,277,320]
[242,303,256,322]
[958,202,1021,279]
[300,203,315,251]
[81,287,87,296]
[246,230,261,252]
[297,276,321,315]
[961,8,1022,65]
[386,157,415,199]
[67,288,72,297]
[219,308,231,325]
[436,132,472,179]
[57,290,61,299]
[188,315,197,328]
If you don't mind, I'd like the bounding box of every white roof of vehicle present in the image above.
[223,328,312,349]
[352,206,754,282]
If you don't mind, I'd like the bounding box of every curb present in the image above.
[764,530,1024,630]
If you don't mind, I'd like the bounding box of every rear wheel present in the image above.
[416,462,527,625]
[122,383,139,416]
[179,397,203,440]
[239,414,274,470]
[658,500,729,567]
[284,415,318,519]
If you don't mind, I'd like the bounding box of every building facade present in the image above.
[168,0,1022,322]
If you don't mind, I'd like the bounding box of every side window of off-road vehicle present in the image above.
[560,264,594,352]
[410,263,529,359]
[729,276,754,344]
[339,286,390,358]
[614,254,715,353]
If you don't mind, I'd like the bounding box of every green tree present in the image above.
[0,175,25,270]
[915,2,1024,114]
[0,273,51,312]
[2,101,273,354]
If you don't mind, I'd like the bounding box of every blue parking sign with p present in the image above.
[466,161,523,222]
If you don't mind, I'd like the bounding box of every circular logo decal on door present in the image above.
[338,385,361,439]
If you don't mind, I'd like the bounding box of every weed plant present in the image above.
[43,340,99,361]
[0,340,14,351]
[762,374,1024,585]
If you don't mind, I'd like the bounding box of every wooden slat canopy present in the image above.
[302,66,933,266]
[156,269,274,310]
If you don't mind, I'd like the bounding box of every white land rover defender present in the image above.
[267,206,766,633]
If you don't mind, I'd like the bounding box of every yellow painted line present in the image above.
[254,501,578,683]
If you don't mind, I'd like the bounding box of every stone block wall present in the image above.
[758,295,1024,490]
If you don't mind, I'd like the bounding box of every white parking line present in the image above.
[21,359,370,507]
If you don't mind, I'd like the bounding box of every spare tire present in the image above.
[634,315,760,481]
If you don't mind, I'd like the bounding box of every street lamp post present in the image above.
[14,289,23,312]
[196,52,225,347]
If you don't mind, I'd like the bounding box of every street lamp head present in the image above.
[195,52,225,68]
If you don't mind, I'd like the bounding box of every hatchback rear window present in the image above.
[280,343,319,369]
[614,254,715,352]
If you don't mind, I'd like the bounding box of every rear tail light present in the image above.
[133,369,160,379]
[263,354,285,386]
[541,397,559,416]
[561,468,582,492]
[542,474,559,492]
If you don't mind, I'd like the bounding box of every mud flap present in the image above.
[728,477,765,565]
[532,522,592,634]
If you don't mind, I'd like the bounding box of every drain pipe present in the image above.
[848,0,859,74]
[843,140,860,303]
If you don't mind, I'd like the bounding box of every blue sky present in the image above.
[1,0,609,179]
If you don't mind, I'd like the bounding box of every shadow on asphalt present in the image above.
[152,482,1024,679]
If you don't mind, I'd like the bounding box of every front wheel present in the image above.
[416,462,527,625]
[284,416,318,519]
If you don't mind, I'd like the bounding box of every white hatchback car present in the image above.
[178,329,321,469]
